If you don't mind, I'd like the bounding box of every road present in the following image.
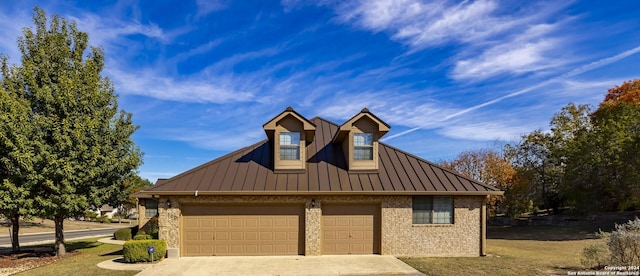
[0,226,127,247]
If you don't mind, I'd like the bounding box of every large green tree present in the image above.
[2,7,142,256]
[510,80,640,215]
[0,59,39,251]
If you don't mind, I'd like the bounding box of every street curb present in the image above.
[0,234,114,248]
[0,225,129,237]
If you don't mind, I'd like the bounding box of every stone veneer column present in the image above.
[158,197,181,258]
[305,200,322,256]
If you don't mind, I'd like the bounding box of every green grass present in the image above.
[16,237,137,276]
[401,224,609,276]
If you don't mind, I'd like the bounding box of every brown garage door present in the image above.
[322,204,380,254]
[181,205,304,256]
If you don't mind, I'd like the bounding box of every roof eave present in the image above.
[136,190,504,197]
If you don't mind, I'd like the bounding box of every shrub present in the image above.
[582,218,640,268]
[581,243,609,269]
[141,217,159,239]
[83,211,98,222]
[96,215,112,223]
[123,240,166,263]
[114,228,132,241]
[608,217,640,265]
[133,234,152,240]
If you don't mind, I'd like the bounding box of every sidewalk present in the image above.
[96,237,154,271]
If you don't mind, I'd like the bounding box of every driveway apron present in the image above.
[136,255,425,276]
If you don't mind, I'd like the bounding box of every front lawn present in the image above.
[13,237,137,276]
[402,238,600,275]
[401,222,617,275]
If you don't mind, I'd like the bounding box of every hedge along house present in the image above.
[135,107,503,258]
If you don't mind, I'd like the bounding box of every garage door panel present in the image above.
[230,218,243,227]
[184,232,199,241]
[184,218,199,227]
[259,232,273,241]
[201,219,214,227]
[322,205,379,255]
[201,232,214,240]
[182,205,303,256]
[215,218,229,227]
[245,218,258,227]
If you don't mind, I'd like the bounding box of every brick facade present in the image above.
[153,195,484,257]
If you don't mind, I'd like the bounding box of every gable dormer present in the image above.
[263,107,315,172]
[333,108,390,172]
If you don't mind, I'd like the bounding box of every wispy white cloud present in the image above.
[451,24,564,80]
[383,46,640,141]
[160,128,265,151]
[0,8,30,61]
[329,0,571,81]
[316,91,461,129]
[333,0,531,47]
[69,13,168,49]
[195,0,226,18]
[437,121,533,141]
[105,66,255,103]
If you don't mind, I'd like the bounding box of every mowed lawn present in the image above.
[401,222,614,276]
[15,238,137,276]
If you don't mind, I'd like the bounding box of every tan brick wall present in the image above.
[157,195,483,257]
[381,196,483,256]
[137,199,152,228]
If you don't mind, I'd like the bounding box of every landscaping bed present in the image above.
[0,247,72,275]
[0,238,136,276]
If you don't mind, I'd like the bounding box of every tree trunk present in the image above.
[54,215,66,257]
[10,214,20,252]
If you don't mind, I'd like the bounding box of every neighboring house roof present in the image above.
[99,204,115,212]
[140,117,502,196]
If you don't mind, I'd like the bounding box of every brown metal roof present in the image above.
[140,117,502,196]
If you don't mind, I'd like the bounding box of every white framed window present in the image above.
[412,196,453,224]
[279,132,300,160]
[353,133,373,160]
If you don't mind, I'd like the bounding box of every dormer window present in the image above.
[353,133,373,160]
[332,108,390,172]
[263,107,316,172]
[279,132,300,160]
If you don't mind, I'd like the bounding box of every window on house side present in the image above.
[354,133,373,160]
[412,196,453,224]
[145,199,158,217]
[279,132,300,160]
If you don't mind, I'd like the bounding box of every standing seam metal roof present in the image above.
[142,117,502,195]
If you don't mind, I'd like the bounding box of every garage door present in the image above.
[181,205,304,256]
[322,204,379,254]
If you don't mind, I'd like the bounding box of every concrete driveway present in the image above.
[136,255,425,276]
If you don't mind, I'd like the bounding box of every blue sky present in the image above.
[1,1,639,183]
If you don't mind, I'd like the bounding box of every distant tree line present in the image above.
[442,79,640,217]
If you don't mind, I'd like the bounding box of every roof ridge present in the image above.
[146,139,268,192]
[378,142,500,192]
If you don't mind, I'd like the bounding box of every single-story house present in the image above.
[135,107,502,258]
[92,204,137,219]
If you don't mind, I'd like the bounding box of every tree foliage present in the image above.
[441,147,531,217]
[507,79,640,215]
[452,79,640,216]
[0,60,40,251]
[106,174,152,222]
[0,7,142,256]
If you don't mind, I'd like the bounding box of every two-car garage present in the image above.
[180,204,380,256]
